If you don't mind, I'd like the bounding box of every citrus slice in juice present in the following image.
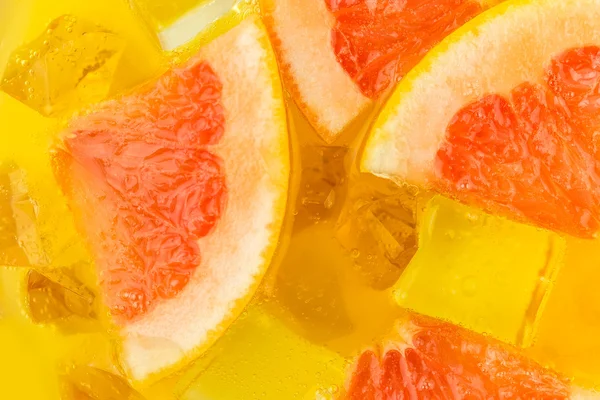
[52,17,289,383]
[342,312,594,399]
[260,0,496,142]
[361,0,600,238]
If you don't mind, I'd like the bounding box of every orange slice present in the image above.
[362,0,600,238]
[52,16,289,383]
[342,312,596,399]
[260,0,494,142]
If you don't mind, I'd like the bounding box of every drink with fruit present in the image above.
[2,0,600,398]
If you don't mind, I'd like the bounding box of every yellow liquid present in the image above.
[530,237,600,388]
[1,0,600,399]
[0,0,166,398]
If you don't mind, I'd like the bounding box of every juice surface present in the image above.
[1,0,600,399]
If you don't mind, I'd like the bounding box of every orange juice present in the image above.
[1,0,600,399]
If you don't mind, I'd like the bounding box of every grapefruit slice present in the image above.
[52,17,289,383]
[342,312,596,399]
[362,0,600,238]
[260,0,495,142]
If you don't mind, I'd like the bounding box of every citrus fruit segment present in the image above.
[326,0,487,99]
[342,312,590,399]
[260,0,369,142]
[53,17,289,382]
[362,0,600,237]
[260,0,493,142]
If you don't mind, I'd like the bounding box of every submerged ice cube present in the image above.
[0,175,29,267]
[1,15,125,116]
[27,266,96,325]
[178,303,346,400]
[0,164,45,267]
[394,195,564,346]
[335,174,418,290]
[296,146,347,228]
[0,164,97,326]
[61,365,145,400]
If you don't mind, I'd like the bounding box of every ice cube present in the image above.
[178,303,346,400]
[129,0,238,51]
[0,164,46,267]
[0,164,97,329]
[0,174,29,267]
[335,174,418,290]
[27,265,96,325]
[1,15,125,117]
[295,146,348,229]
[61,365,145,400]
[394,195,564,346]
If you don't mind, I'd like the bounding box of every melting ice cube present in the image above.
[1,15,125,116]
[394,195,563,346]
[61,365,145,400]
[0,163,97,326]
[296,146,348,229]
[335,174,418,290]
[0,164,46,266]
[27,266,96,325]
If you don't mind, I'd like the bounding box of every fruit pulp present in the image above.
[436,46,600,238]
[54,59,227,323]
[1,0,600,399]
[325,0,485,98]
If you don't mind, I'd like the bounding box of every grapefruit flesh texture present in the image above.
[345,313,570,399]
[436,46,600,237]
[325,0,484,98]
[54,62,227,323]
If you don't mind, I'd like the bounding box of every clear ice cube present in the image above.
[61,366,145,400]
[0,164,97,326]
[27,266,96,325]
[178,303,346,400]
[0,164,46,267]
[393,195,564,346]
[335,174,418,290]
[295,146,348,229]
[129,0,238,51]
[1,15,125,117]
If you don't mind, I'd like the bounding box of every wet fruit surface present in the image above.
[436,46,600,237]
[344,312,570,399]
[53,61,226,322]
[325,0,484,98]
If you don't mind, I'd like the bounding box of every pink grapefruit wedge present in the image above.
[362,0,600,237]
[342,312,596,399]
[52,17,289,383]
[260,0,497,142]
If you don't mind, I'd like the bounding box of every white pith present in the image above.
[120,17,289,382]
[261,0,370,142]
[361,0,600,185]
